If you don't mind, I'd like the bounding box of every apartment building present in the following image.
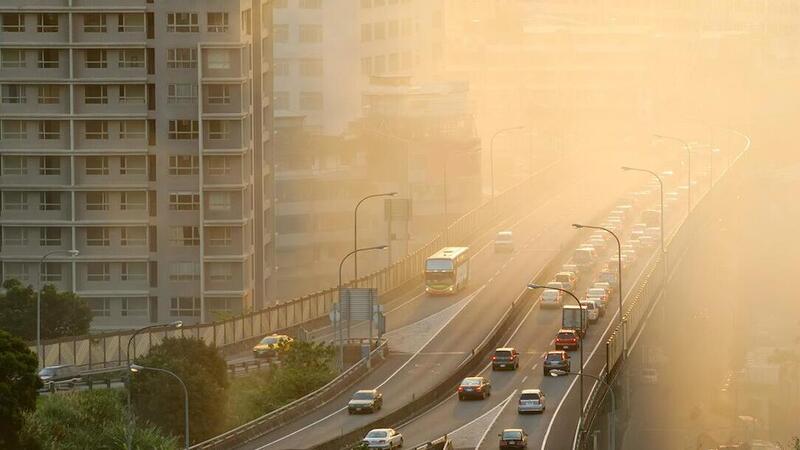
[0,0,275,330]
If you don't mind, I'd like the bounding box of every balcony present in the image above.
[74,84,147,116]
[200,47,244,80]
[0,16,69,44]
[0,192,72,223]
[0,85,69,116]
[202,84,247,115]
[74,120,147,152]
[75,261,149,292]
[203,154,246,187]
[203,225,246,257]
[73,48,147,80]
[202,119,245,151]
[203,260,247,293]
[74,190,148,223]
[0,49,70,81]
[0,227,73,257]
[74,155,148,187]
[72,13,146,44]
[203,189,245,222]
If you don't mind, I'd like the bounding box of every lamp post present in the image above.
[354,192,397,282]
[125,321,182,450]
[129,364,190,449]
[37,249,79,368]
[549,369,616,450]
[527,283,584,423]
[573,224,623,329]
[654,134,691,212]
[338,245,388,370]
[621,167,665,257]
[490,126,525,200]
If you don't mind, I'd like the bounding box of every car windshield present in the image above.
[461,378,481,386]
[39,368,55,376]
[426,258,453,271]
[546,353,563,361]
[260,337,280,345]
[495,350,512,358]
[543,290,559,299]
[366,430,388,438]
[353,391,375,400]
[588,289,605,296]
[520,393,540,400]
[502,431,523,440]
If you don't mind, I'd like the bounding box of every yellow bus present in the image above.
[425,247,470,295]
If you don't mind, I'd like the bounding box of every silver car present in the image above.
[517,388,546,414]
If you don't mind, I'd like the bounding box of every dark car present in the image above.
[554,329,580,351]
[543,351,571,375]
[348,389,383,414]
[492,347,520,370]
[457,376,491,400]
[499,428,528,449]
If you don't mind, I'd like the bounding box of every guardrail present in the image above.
[411,436,453,450]
[189,339,390,449]
[32,158,565,370]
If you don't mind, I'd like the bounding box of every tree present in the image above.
[131,337,229,443]
[0,330,41,448]
[21,389,176,450]
[0,279,91,341]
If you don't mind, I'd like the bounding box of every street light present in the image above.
[621,166,665,257]
[490,126,525,200]
[527,283,584,420]
[354,192,397,282]
[653,134,691,212]
[37,249,80,368]
[573,224,623,330]
[129,364,190,449]
[125,321,182,450]
[338,245,388,370]
[549,369,616,450]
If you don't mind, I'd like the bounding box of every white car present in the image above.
[363,428,403,449]
[580,300,600,322]
[539,289,562,308]
[517,388,546,414]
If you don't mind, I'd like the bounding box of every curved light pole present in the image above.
[550,369,616,449]
[654,134,691,212]
[37,248,79,368]
[622,166,665,257]
[129,364,190,449]
[354,192,397,282]
[527,283,584,423]
[573,224,623,329]
[125,321,182,450]
[338,245,388,370]
[490,126,525,200]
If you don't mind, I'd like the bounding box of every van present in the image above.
[494,231,514,253]
[572,247,596,268]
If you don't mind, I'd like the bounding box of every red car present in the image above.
[554,329,581,351]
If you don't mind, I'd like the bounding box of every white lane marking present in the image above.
[255,286,485,449]
[476,390,518,448]
[531,363,538,371]
[522,375,529,384]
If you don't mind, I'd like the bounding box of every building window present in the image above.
[120,156,146,175]
[0,120,26,139]
[373,22,385,40]
[3,192,28,211]
[37,14,59,33]
[42,262,62,282]
[169,226,199,247]
[84,85,108,104]
[3,227,28,246]
[39,192,61,211]
[207,12,228,32]
[83,14,106,32]
[241,9,251,35]
[121,227,146,246]
[207,156,232,175]
[207,191,231,211]
[38,121,60,140]
[206,49,231,70]
[208,227,232,247]
[299,0,323,8]
[167,84,197,104]
[119,121,145,139]
[39,227,61,246]
[87,262,110,282]
[169,263,200,281]
[37,49,59,69]
[273,25,288,43]
[299,92,323,111]
[0,49,25,68]
[85,121,109,139]
[85,156,109,175]
[2,14,25,32]
[167,48,197,68]
[168,120,198,140]
[119,84,145,104]
[361,57,372,76]
[119,49,145,68]
[4,263,30,282]
[167,12,198,32]
[2,156,26,175]
[86,227,110,246]
[361,24,372,42]
[208,262,233,281]
[122,297,148,316]
[120,191,146,210]
[299,58,323,77]
[273,59,289,77]
[169,192,199,211]
[85,49,107,68]
[388,20,398,38]
[1,84,25,104]
[298,24,322,43]
[88,298,111,317]
[38,155,60,174]
[168,155,199,175]
[207,85,230,104]
[170,296,200,316]
[38,85,59,104]
[86,191,109,211]
[273,91,289,110]
[207,121,229,140]
[121,262,146,281]
[118,14,144,32]
[274,0,288,7]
